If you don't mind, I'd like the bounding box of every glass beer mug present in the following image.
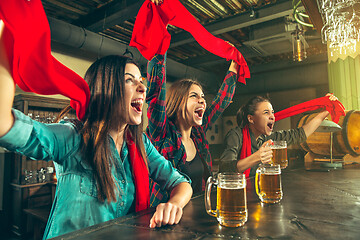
[270,141,288,169]
[255,164,283,204]
[205,172,247,227]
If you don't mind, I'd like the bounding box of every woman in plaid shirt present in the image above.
[146,53,239,206]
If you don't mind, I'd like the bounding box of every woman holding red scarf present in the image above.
[219,94,338,177]
[146,52,239,203]
[0,22,192,239]
[130,0,246,205]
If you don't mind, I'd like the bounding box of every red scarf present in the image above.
[274,96,345,124]
[0,0,89,120]
[129,0,250,84]
[241,96,345,178]
[126,132,150,212]
[240,125,252,178]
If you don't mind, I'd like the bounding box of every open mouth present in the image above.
[267,122,274,131]
[194,107,204,119]
[131,99,143,113]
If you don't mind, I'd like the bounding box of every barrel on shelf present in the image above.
[297,110,360,157]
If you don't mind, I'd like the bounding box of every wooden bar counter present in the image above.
[51,164,360,240]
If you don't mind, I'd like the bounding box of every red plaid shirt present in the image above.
[146,54,237,206]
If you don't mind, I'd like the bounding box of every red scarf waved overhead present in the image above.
[126,132,150,212]
[0,0,89,120]
[130,0,250,84]
[240,96,345,178]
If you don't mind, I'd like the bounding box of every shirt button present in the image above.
[121,180,125,183]
[120,202,124,206]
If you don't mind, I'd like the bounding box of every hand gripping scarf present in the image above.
[130,0,250,84]
[0,0,89,120]
[241,96,345,178]
[126,132,150,212]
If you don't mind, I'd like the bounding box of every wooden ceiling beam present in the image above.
[74,0,142,32]
[178,46,261,66]
[301,0,323,35]
[170,0,299,48]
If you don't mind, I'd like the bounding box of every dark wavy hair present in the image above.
[83,55,147,203]
[236,96,270,128]
[58,55,147,203]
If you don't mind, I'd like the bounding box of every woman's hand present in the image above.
[316,93,338,120]
[302,93,339,137]
[256,140,273,164]
[226,42,238,74]
[326,93,338,101]
[150,0,163,5]
[149,182,191,228]
[235,139,273,172]
[229,60,238,74]
[149,202,183,228]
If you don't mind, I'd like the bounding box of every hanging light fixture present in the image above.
[317,0,360,57]
[292,0,310,62]
[292,25,308,62]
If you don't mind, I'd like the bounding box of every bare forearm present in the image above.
[302,111,329,137]
[168,182,192,208]
[0,22,15,137]
[236,139,273,172]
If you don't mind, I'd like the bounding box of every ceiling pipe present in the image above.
[48,17,218,88]
[47,18,328,96]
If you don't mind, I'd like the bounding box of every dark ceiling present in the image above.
[42,0,327,86]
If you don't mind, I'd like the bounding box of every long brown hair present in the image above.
[166,78,202,123]
[65,55,147,203]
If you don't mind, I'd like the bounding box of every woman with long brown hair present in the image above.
[146,51,238,205]
[0,22,192,239]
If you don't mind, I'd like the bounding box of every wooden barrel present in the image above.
[297,110,360,157]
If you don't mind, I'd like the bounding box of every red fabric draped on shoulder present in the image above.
[130,0,250,84]
[0,0,89,120]
[240,125,251,178]
[126,132,150,212]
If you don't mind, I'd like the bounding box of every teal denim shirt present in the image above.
[0,109,190,239]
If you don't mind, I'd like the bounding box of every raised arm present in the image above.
[202,60,238,132]
[0,21,15,137]
[146,54,168,141]
[302,93,338,137]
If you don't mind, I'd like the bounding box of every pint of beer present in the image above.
[271,141,288,169]
[255,164,282,204]
[205,173,247,227]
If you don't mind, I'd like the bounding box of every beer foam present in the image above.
[263,172,280,175]
[220,184,245,189]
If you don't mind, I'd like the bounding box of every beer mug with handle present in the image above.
[270,141,287,169]
[255,164,283,204]
[205,172,247,227]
